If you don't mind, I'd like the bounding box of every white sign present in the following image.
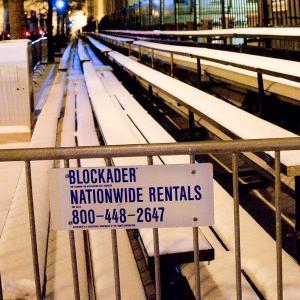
[49,164,214,230]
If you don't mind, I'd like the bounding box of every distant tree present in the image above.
[8,0,26,39]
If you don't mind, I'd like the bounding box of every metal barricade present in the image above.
[0,137,300,300]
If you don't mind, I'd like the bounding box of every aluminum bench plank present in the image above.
[108,51,300,174]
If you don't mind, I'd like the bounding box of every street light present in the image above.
[55,0,65,11]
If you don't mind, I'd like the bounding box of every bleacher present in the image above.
[79,37,300,297]
[96,33,300,104]
[1,25,300,300]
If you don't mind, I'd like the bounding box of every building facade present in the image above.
[101,0,300,30]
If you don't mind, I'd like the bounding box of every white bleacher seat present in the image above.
[76,81,97,133]
[181,227,259,299]
[59,43,72,71]
[130,42,300,102]
[0,143,28,237]
[96,50,300,298]
[100,34,300,102]
[75,59,146,299]
[77,39,90,62]
[107,27,300,39]
[87,36,112,53]
[62,82,76,133]
[108,51,300,173]
[89,229,147,300]
[102,34,300,81]
[92,57,260,298]
[37,72,66,120]
[46,79,89,300]
[83,61,148,166]
[35,65,56,112]
[85,45,105,69]
[132,40,300,102]
[97,68,188,164]
[85,57,219,298]
[99,33,134,44]
[107,29,160,36]
[140,228,212,257]
[157,27,300,39]
[211,180,300,299]
[46,226,89,300]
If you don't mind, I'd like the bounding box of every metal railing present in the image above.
[0,137,300,299]
[31,37,48,70]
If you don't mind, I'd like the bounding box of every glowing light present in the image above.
[55,0,65,10]
[69,11,87,34]
[26,32,30,37]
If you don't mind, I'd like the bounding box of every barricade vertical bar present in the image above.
[69,231,81,300]
[0,273,3,300]
[170,53,174,77]
[83,231,96,299]
[148,156,161,300]
[295,176,300,263]
[153,229,161,299]
[106,157,121,300]
[232,153,242,300]
[25,161,42,299]
[147,155,154,166]
[190,154,201,300]
[275,151,283,300]
[111,230,121,300]
[64,160,81,300]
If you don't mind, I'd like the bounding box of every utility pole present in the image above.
[47,0,55,62]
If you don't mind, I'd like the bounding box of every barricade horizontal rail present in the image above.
[0,137,300,162]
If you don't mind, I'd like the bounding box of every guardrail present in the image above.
[31,37,48,70]
[1,137,300,300]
